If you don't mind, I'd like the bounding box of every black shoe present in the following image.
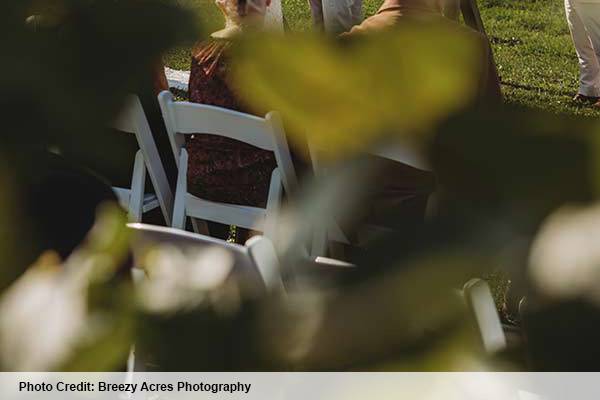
[572,93,599,104]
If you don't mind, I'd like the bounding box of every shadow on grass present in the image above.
[501,80,573,98]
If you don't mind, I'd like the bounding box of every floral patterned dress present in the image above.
[187,38,277,208]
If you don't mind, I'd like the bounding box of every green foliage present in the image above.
[2,0,600,374]
[0,0,198,284]
[0,205,134,371]
[0,0,197,369]
[165,0,598,118]
[481,0,600,116]
[231,26,480,160]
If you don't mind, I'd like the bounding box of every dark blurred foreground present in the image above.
[1,0,600,372]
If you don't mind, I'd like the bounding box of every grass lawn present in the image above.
[165,0,600,117]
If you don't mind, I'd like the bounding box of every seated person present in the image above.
[308,0,363,33]
[332,0,502,251]
[58,62,177,225]
[11,152,128,281]
[30,5,177,225]
[342,0,502,102]
[187,0,278,239]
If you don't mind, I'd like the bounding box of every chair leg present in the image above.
[128,150,146,223]
[172,149,189,229]
[246,235,284,291]
[264,169,283,240]
[172,189,187,230]
[310,225,328,258]
[126,345,135,374]
[425,191,438,221]
[191,218,210,235]
[328,241,347,260]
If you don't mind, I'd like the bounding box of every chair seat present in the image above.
[113,187,160,214]
[142,193,160,213]
[185,193,267,230]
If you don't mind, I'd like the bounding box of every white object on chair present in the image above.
[112,95,173,225]
[158,90,297,240]
[463,278,507,354]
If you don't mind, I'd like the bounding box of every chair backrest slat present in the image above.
[159,91,276,153]
[113,95,174,225]
[114,103,137,133]
[265,112,298,195]
[158,90,297,196]
[463,278,507,354]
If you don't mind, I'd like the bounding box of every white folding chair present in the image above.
[125,223,283,373]
[462,278,507,354]
[112,95,173,225]
[124,224,353,372]
[128,223,351,298]
[157,90,297,239]
[309,141,435,257]
[127,223,283,291]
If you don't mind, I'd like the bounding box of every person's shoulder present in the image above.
[340,11,403,38]
[191,37,233,67]
[192,37,229,54]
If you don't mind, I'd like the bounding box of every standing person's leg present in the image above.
[322,0,362,33]
[264,0,286,31]
[348,0,363,28]
[442,0,460,21]
[308,0,325,29]
[565,0,600,99]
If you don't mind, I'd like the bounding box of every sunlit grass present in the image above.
[165,0,599,117]
[480,0,600,117]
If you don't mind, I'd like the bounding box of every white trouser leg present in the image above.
[264,0,285,31]
[566,0,600,96]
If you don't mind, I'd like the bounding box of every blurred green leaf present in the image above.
[0,0,198,279]
[231,24,481,160]
[0,204,133,371]
[1,0,198,156]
